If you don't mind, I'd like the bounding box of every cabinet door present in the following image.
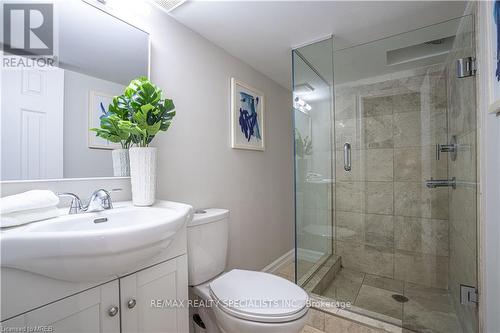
[1,280,120,333]
[121,255,188,333]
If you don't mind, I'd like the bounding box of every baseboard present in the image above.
[261,249,294,273]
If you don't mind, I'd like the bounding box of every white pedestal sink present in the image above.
[1,201,193,283]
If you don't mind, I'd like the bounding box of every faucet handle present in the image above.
[86,189,114,212]
[56,192,82,214]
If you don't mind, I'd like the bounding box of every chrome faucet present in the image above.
[57,189,121,214]
[86,189,114,212]
[425,177,456,189]
[57,192,83,214]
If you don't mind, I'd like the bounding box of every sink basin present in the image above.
[1,201,192,282]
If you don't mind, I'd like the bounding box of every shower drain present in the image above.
[392,294,409,303]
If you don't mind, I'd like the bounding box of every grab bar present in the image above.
[344,142,351,172]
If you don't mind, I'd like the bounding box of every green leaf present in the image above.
[141,104,154,113]
[146,121,161,137]
[90,76,177,147]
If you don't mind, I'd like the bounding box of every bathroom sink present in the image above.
[1,201,192,282]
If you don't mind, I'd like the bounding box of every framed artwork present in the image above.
[230,78,265,151]
[88,90,120,149]
[487,0,500,114]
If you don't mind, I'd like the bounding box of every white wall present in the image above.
[143,8,294,270]
[477,2,500,332]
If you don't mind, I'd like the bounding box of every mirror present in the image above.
[1,0,150,181]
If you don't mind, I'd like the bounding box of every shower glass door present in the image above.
[293,37,335,284]
[329,16,478,333]
[293,14,478,333]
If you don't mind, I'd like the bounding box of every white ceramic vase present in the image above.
[112,149,130,177]
[129,147,157,206]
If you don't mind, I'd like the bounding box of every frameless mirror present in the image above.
[1,0,150,181]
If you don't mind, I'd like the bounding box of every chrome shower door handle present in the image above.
[344,142,352,172]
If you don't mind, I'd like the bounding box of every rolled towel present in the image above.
[0,190,59,215]
[1,206,61,228]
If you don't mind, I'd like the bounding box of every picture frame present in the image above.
[88,90,121,150]
[230,78,265,151]
[486,0,500,114]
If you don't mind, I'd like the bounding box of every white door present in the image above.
[1,66,64,180]
[121,256,189,333]
[1,280,120,333]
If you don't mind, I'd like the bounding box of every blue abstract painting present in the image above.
[88,90,119,149]
[231,78,265,150]
[238,92,261,142]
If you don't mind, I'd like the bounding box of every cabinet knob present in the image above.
[108,306,119,317]
[127,299,137,309]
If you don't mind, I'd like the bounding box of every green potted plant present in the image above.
[90,102,138,177]
[123,77,176,206]
[90,77,176,206]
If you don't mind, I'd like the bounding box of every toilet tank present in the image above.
[187,208,229,286]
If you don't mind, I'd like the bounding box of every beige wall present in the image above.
[145,8,294,270]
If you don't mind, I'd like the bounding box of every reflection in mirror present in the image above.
[1,0,149,181]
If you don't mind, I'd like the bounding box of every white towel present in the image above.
[0,190,59,215]
[1,206,61,228]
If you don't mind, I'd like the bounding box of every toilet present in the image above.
[187,209,309,333]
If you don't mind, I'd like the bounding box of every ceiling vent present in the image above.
[152,0,187,13]
[386,35,455,66]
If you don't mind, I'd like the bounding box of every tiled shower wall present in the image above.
[334,64,450,289]
[446,13,478,333]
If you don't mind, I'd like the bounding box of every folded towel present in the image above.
[1,206,61,228]
[0,190,59,215]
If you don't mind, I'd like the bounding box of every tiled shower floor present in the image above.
[324,267,463,333]
[273,259,464,333]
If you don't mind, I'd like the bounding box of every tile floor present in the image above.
[273,260,463,333]
[320,267,462,333]
[272,261,385,333]
[274,259,316,282]
[301,309,385,333]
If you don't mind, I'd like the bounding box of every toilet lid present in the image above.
[209,269,309,323]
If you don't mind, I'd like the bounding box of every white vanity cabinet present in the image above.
[1,200,192,332]
[1,255,189,333]
[121,255,189,333]
[1,280,120,333]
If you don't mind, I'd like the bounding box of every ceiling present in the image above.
[170,1,467,90]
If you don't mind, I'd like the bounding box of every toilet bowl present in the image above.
[187,209,309,333]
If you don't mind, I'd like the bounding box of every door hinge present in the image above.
[460,284,479,306]
[457,57,476,78]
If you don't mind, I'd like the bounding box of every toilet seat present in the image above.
[208,269,309,323]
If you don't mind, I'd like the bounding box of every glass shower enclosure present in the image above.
[293,15,478,333]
